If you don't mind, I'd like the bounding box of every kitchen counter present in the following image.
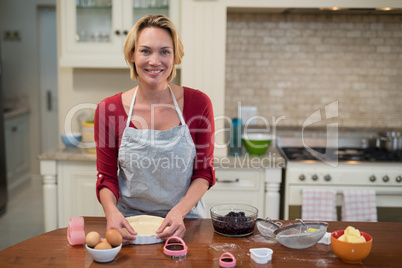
[1,217,401,267]
[38,146,96,161]
[38,145,286,169]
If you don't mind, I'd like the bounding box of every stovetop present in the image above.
[281,147,402,163]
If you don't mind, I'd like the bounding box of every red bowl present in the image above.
[331,230,373,264]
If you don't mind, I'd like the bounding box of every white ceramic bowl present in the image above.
[85,243,122,263]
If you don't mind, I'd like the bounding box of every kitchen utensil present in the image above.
[256,217,282,238]
[242,133,272,155]
[331,230,373,264]
[318,232,332,245]
[219,252,236,268]
[249,248,273,264]
[210,204,258,237]
[229,118,243,156]
[81,121,95,153]
[67,216,85,246]
[163,236,187,260]
[240,106,258,125]
[274,219,328,249]
[376,131,402,152]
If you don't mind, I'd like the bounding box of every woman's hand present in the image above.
[155,208,186,240]
[106,209,137,245]
[100,188,136,244]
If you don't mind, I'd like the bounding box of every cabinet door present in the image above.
[4,119,16,181]
[58,162,104,228]
[59,0,125,67]
[4,114,30,190]
[203,169,265,218]
[59,0,181,67]
[125,0,179,32]
[12,116,29,179]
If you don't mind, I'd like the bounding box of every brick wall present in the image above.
[225,13,402,129]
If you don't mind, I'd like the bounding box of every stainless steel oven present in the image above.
[278,144,402,222]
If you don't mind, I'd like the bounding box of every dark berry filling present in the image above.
[212,211,254,236]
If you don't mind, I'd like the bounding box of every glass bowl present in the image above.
[210,204,258,237]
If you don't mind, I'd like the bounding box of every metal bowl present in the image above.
[256,218,282,238]
[274,220,328,249]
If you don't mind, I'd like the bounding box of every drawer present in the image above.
[203,169,265,218]
[214,169,262,191]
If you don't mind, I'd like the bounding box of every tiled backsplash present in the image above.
[225,13,402,130]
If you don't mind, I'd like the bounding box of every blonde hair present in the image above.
[123,15,184,82]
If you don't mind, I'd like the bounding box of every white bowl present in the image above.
[85,242,122,263]
[242,133,271,141]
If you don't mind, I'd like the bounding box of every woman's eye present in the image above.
[141,49,150,54]
[161,50,171,55]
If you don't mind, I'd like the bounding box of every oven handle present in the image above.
[300,190,402,196]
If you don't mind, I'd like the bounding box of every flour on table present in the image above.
[210,243,239,252]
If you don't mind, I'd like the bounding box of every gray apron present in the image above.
[117,86,206,218]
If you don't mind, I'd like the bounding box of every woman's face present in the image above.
[133,27,174,87]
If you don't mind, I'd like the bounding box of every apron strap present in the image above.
[168,85,186,126]
[126,87,138,128]
[126,85,186,129]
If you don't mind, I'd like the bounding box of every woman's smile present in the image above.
[146,69,164,76]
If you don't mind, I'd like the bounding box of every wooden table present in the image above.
[1,217,401,267]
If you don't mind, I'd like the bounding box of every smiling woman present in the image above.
[94,15,215,245]
[123,15,183,83]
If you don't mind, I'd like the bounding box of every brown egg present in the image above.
[106,229,123,247]
[94,240,112,250]
[85,231,101,248]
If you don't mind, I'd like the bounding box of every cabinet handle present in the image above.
[47,90,52,111]
[115,30,120,36]
[216,178,239,184]
[123,30,128,35]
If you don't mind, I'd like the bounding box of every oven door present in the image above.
[286,185,402,222]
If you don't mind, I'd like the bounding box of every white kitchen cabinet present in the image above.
[41,160,103,230]
[59,0,181,68]
[57,161,104,226]
[203,168,265,218]
[4,113,30,197]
